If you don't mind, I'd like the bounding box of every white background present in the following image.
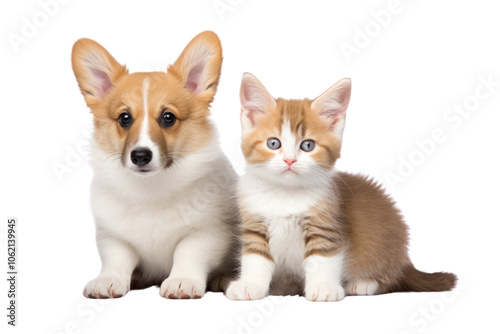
[1,0,499,333]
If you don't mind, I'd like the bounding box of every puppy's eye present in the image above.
[300,140,315,152]
[267,138,281,150]
[118,112,132,128]
[160,111,176,127]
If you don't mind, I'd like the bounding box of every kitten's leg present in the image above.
[226,254,275,300]
[226,220,274,300]
[303,254,345,301]
[160,231,225,299]
[84,236,139,298]
[302,204,346,301]
[345,279,379,296]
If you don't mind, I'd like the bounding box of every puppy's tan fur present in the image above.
[71,32,238,300]
[72,33,222,167]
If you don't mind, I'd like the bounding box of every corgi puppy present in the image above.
[72,31,238,299]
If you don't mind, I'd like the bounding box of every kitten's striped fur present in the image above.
[226,73,457,301]
[241,211,273,261]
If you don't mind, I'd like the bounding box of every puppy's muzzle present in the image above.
[131,148,153,166]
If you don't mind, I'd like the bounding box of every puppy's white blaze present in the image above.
[131,78,160,171]
[137,78,151,147]
[281,119,297,161]
[142,78,150,132]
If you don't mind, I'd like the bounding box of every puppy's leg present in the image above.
[160,232,224,299]
[84,236,139,298]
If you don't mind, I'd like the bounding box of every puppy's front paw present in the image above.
[305,282,345,302]
[226,280,268,300]
[83,276,130,299]
[160,277,206,299]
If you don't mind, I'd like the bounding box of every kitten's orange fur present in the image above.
[228,73,456,300]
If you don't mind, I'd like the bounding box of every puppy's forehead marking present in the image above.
[143,78,150,118]
[137,78,153,147]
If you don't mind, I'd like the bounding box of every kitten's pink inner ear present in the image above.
[240,74,275,127]
[91,68,113,98]
[241,89,263,126]
[241,106,259,126]
[322,100,346,122]
[185,63,204,93]
[313,78,351,128]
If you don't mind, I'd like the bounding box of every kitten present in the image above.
[226,73,457,301]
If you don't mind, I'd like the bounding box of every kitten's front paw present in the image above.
[305,282,345,302]
[226,280,268,300]
[83,276,130,299]
[160,277,206,299]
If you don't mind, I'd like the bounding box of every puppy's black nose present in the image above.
[131,148,152,166]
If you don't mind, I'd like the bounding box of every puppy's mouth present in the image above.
[121,147,174,177]
[128,166,160,177]
[125,158,174,177]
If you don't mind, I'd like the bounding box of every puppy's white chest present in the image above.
[91,190,193,274]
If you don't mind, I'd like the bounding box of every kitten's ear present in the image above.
[240,73,276,131]
[312,78,351,140]
[169,31,222,105]
[71,38,129,108]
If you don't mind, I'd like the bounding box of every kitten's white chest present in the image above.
[266,215,306,276]
[239,175,323,217]
[239,175,326,274]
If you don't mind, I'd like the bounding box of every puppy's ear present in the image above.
[311,78,351,140]
[71,38,128,108]
[169,31,223,105]
[240,72,276,132]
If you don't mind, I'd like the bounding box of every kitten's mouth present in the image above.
[283,168,297,175]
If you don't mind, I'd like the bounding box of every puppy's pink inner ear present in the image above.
[91,68,113,98]
[185,63,204,93]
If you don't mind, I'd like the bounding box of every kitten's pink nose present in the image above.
[284,159,296,167]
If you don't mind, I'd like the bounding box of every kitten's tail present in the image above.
[392,265,457,292]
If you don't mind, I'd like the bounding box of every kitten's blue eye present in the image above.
[267,138,281,150]
[300,140,315,152]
